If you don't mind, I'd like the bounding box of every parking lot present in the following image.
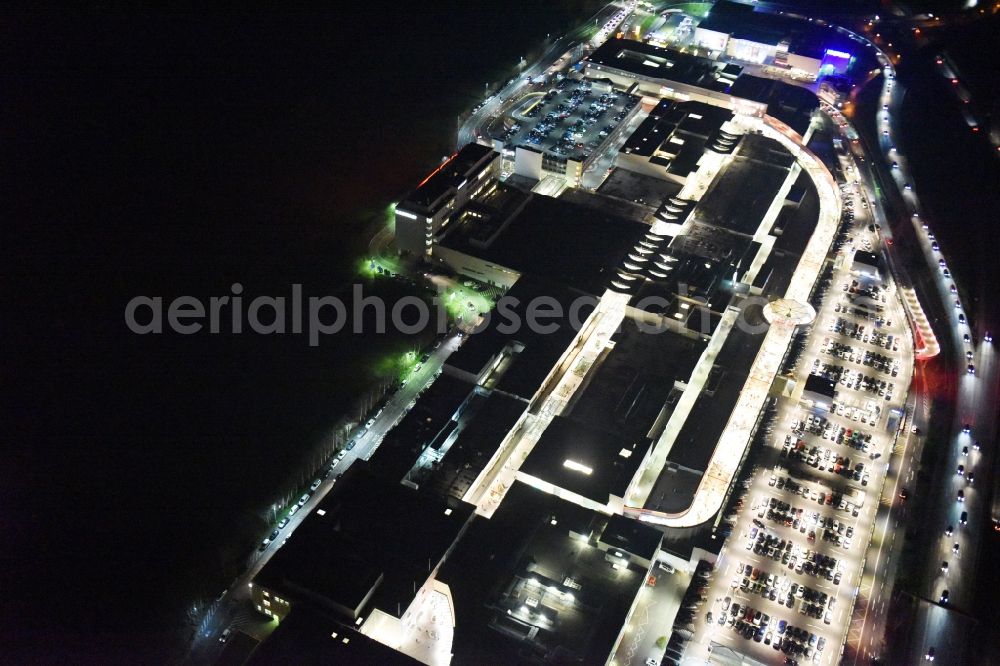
[500,78,640,163]
[683,134,914,665]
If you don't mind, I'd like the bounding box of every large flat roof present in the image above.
[642,300,770,515]
[366,373,474,483]
[520,415,651,506]
[600,514,663,562]
[587,38,741,93]
[699,2,802,50]
[729,75,819,137]
[566,318,706,442]
[440,183,530,249]
[692,133,794,236]
[642,156,821,516]
[439,193,649,296]
[697,1,846,60]
[596,166,684,207]
[420,391,527,501]
[620,99,734,179]
[665,300,769,472]
[444,277,593,401]
[772,171,820,256]
[400,143,496,214]
[560,186,657,223]
[254,464,473,619]
[437,482,645,664]
[247,607,419,665]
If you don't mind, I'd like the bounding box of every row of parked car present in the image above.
[720,600,827,660]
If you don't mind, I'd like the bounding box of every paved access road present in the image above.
[185,330,464,664]
[871,49,1000,666]
[457,2,634,148]
[613,567,692,666]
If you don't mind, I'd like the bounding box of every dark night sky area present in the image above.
[1,4,601,661]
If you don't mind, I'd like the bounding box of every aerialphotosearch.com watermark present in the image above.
[124,282,792,346]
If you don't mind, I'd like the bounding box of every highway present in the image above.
[779,18,1000,661]
[850,37,999,665]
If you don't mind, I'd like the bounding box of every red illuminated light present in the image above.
[417,152,458,188]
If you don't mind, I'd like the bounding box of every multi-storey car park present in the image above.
[201,5,942,666]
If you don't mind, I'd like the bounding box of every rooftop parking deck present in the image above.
[498,79,640,163]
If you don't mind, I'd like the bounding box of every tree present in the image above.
[655,635,667,649]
